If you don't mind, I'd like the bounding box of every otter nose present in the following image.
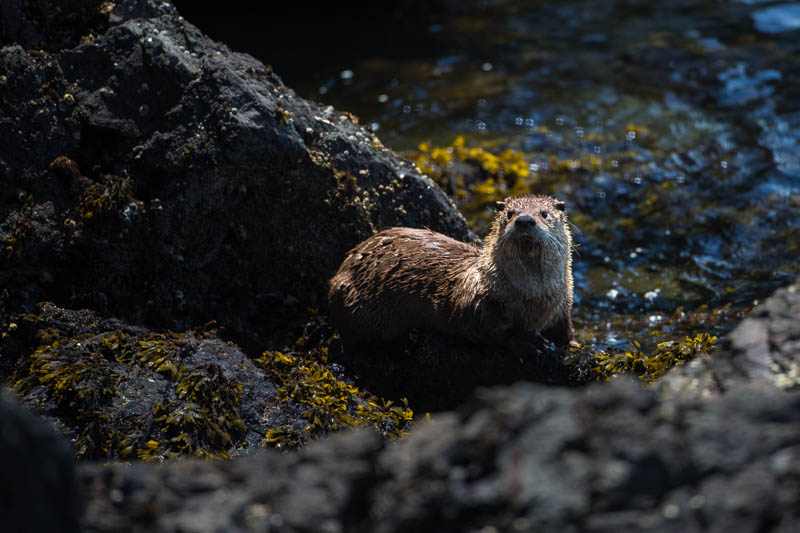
[514,214,536,228]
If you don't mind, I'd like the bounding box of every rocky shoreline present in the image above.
[1,1,798,531]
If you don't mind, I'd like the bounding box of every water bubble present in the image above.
[556,116,565,126]
[402,104,411,114]
[662,504,680,520]
[665,229,671,236]
[340,70,354,80]
[377,94,389,103]
[606,288,619,300]
[415,103,425,113]
[524,118,535,128]
[476,98,488,109]
[529,163,539,172]
[635,247,644,253]
[369,122,380,132]
[515,117,524,126]
[593,145,602,154]
[644,288,661,301]
[633,176,642,185]
[604,256,610,262]
[630,251,638,258]
[318,86,328,95]
[481,62,493,72]
[677,175,685,184]
[626,130,637,141]
[476,121,487,132]
[598,191,606,199]
[576,127,584,138]
[689,495,706,509]
[611,159,619,168]
[720,160,728,168]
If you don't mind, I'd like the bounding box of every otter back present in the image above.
[328,227,481,347]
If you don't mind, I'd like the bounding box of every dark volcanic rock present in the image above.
[657,278,800,399]
[0,0,470,352]
[714,281,800,391]
[0,390,80,533]
[78,379,800,532]
[4,303,282,459]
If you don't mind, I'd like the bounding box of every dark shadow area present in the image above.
[172,1,446,88]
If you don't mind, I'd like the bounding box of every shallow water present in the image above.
[285,0,799,353]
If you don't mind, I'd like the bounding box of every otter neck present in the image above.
[480,239,566,297]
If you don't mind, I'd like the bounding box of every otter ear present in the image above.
[554,200,566,212]
[495,200,507,211]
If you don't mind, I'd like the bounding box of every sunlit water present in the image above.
[288,0,800,351]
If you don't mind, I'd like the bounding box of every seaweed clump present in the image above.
[568,333,718,383]
[256,347,413,450]
[13,330,248,460]
[410,136,533,231]
[78,174,136,222]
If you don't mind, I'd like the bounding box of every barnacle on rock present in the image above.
[78,174,134,221]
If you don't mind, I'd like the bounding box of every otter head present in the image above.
[485,195,572,284]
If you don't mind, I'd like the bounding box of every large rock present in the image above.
[77,378,800,532]
[0,0,470,351]
[657,278,800,399]
[0,390,80,533]
[5,303,281,460]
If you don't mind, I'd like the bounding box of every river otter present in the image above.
[328,195,573,354]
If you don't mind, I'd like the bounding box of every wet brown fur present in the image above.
[328,195,574,350]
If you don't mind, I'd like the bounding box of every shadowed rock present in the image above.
[77,378,800,532]
[0,390,80,533]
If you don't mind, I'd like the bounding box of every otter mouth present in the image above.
[510,231,544,253]
[511,225,545,243]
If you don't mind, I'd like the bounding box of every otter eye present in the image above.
[506,209,516,220]
[540,210,549,219]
